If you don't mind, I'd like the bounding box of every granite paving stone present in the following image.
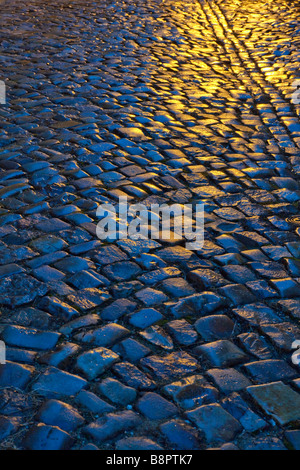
[207,368,252,395]
[74,323,130,348]
[0,416,20,441]
[23,423,74,450]
[163,375,219,410]
[136,392,178,420]
[260,322,300,352]
[39,342,80,368]
[31,367,87,398]
[0,361,35,390]
[222,393,267,433]
[75,391,115,415]
[247,382,300,425]
[115,437,163,451]
[2,325,60,351]
[196,340,248,368]
[242,360,298,384]
[166,319,198,346]
[83,410,142,443]
[1,0,300,450]
[140,352,198,382]
[159,420,201,450]
[36,399,85,432]
[195,315,235,341]
[241,437,287,451]
[112,337,151,363]
[113,362,156,391]
[98,378,137,406]
[186,404,242,444]
[285,430,300,450]
[76,348,119,380]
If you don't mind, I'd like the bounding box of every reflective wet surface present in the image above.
[0,0,300,450]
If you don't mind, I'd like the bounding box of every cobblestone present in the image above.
[0,0,300,450]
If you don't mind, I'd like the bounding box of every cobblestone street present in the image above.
[1,0,300,450]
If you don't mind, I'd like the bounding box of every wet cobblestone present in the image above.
[0,0,300,450]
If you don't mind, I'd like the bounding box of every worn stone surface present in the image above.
[83,410,142,443]
[36,399,85,432]
[97,378,137,406]
[186,404,242,444]
[160,420,201,450]
[76,348,119,380]
[23,423,74,450]
[247,382,300,425]
[0,0,300,451]
[115,437,163,451]
[137,392,178,420]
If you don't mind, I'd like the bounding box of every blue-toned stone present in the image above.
[103,261,141,281]
[168,292,226,318]
[242,437,287,451]
[31,367,87,397]
[0,361,35,390]
[222,393,267,432]
[163,375,219,409]
[68,270,109,289]
[160,419,201,450]
[76,390,115,414]
[247,381,300,425]
[128,308,164,328]
[285,430,300,450]
[75,323,129,347]
[0,273,48,306]
[101,298,137,321]
[39,342,80,367]
[113,337,150,362]
[135,288,168,306]
[243,359,297,384]
[92,245,127,265]
[116,437,163,450]
[237,333,273,360]
[218,284,257,306]
[30,235,67,254]
[141,351,198,382]
[113,362,155,390]
[67,288,110,311]
[23,423,74,450]
[137,392,178,420]
[83,410,141,443]
[233,303,282,326]
[166,320,198,346]
[161,278,195,297]
[186,404,242,444]
[54,256,91,274]
[37,399,84,432]
[76,347,119,380]
[38,296,79,321]
[196,340,248,368]
[0,416,19,440]
[6,347,37,364]
[98,378,137,405]
[195,315,235,341]
[207,368,252,394]
[2,325,60,350]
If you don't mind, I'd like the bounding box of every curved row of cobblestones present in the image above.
[0,0,300,450]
